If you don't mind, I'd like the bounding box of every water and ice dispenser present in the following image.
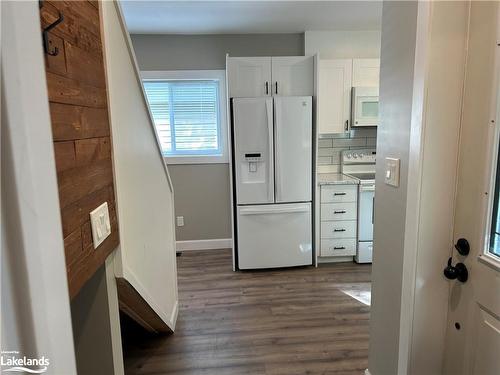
[245,152,263,172]
[241,152,266,184]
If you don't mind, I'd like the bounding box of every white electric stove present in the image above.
[341,149,376,263]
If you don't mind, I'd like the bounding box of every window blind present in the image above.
[143,80,221,156]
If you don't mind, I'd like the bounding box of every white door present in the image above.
[227,57,272,97]
[352,58,380,87]
[271,56,314,96]
[237,203,312,269]
[317,59,352,134]
[274,96,312,203]
[232,98,274,205]
[442,3,500,374]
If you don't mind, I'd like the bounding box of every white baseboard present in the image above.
[317,256,354,264]
[169,300,179,331]
[176,238,233,251]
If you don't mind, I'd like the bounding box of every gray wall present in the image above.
[131,33,304,70]
[71,266,115,375]
[168,164,232,240]
[131,33,304,241]
[368,2,418,375]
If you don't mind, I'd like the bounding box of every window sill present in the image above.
[164,155,229,165]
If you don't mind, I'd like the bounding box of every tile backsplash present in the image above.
[317,128,377,173]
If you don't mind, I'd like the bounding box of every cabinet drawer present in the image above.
[321,185,358,203]
[321,202,357,221]
[321,239,357,257]
[321,220,357,239]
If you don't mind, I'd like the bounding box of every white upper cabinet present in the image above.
[227,56,314,98]
[352,58,380,87]
[271,56,314,96]
[227,57,272,97]
[318,59,352,134]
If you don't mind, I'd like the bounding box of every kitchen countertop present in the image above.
[317,173,359,186]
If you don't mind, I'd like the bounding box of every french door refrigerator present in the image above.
[232,96,312,269]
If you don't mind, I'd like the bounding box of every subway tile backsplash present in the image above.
[317,128,377,173]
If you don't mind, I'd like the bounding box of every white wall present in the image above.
[101,1,179,329]
[368,2,417,375]
[1,1,76,372]
[305,30,381,59]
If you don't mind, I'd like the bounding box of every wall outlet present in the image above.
[176,216,185,227]
[90,202,111,248]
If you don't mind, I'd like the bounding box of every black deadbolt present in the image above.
[454,238,470,256]
[443,257,468,283]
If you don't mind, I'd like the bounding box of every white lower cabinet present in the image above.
[321,239,357,257]
[319,184,358,257]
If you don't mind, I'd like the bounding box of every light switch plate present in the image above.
[385,157,400,187]
[90,202,111,248]
[176,216,185,227]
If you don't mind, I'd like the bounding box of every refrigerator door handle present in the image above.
[239,205,310,215]
[266,99,274,203]
[274,99,282,202]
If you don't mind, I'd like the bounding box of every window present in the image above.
[489,137,500,258]
[142,70,227,164]
[486,93,500,263]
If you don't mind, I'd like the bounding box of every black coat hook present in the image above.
[40,0,64,56]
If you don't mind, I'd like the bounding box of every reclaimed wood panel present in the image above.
[50,103,110,141]
[117,278,173,334]
[65,40,106,88]
[46,71,107,108]
[41,0,119,298]
[122,250,372,375]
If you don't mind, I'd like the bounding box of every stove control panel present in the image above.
[342,149,377,164]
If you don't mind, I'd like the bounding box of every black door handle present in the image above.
[455,238,470,256]
[443,257,468,283]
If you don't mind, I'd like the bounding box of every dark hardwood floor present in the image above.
[122,249,371,375]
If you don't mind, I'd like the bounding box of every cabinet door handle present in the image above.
[345,120,349,131]
[334,210,346,214]
[334,229,346,232]
[334,192,347,196]
[334,246,346,250]
[265,81,269,95]
[275,81,278,94]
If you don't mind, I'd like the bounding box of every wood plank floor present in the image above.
[122,250,371,375]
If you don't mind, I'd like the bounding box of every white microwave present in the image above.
[352,87,379,127]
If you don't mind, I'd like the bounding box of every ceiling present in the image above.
[120,1,382,35]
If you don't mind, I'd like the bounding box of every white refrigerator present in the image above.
[232,96,312,269]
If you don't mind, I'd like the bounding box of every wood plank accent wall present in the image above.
[40,0,119,298]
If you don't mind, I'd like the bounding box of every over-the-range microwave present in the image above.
[351,87,379,127]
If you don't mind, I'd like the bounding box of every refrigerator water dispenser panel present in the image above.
[241,151,266,183]
[245,152,262,173]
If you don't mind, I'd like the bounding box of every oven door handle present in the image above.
[360,185,375,192]
[372,196,375,224]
